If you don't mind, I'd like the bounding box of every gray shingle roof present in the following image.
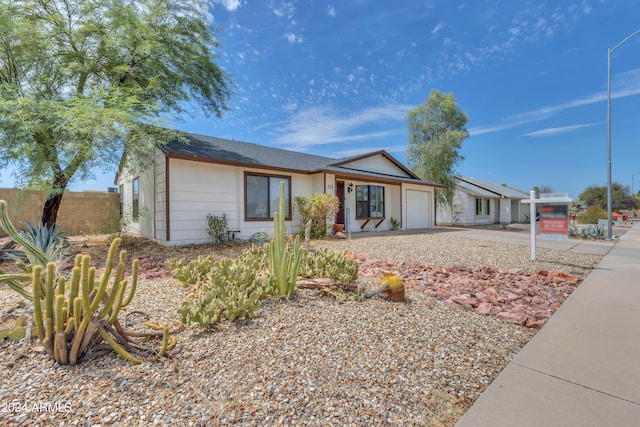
[457,176,529,199]
[455,179,499,198]
[159,132,442,187]
[161,132,336,172]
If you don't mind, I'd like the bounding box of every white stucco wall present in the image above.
[162,159,317,245]
[437,191,514,225]
[436,190,475,225]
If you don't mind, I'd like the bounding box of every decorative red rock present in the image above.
[356,255,584,329]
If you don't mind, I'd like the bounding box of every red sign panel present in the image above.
[539,204,569,239]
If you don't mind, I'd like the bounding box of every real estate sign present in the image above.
[539,204,569,240]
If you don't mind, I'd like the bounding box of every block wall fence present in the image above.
[0,188,119,237]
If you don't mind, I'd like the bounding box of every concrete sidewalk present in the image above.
[456,221,640,426]
[445,227,616,256]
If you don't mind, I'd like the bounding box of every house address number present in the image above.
[327,184,334,190]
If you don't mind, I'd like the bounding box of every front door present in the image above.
[336,181,345,224]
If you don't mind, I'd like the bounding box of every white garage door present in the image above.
[406,190,431,229]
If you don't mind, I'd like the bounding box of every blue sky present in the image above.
[2,0,638,198]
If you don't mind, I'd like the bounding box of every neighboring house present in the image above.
[116,132,444,246]
[436,176,529,225]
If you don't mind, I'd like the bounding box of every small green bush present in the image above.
[294,193,340,238]
[206,213,229,245]
[577,206,607,224]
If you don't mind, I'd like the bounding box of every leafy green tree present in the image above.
[0,0,232,226]
[406,90,469,205]
[579,183,637,211]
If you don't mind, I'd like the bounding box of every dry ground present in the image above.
[0,229,605,426]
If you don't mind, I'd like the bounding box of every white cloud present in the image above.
[431,21,446,34]
[272,2,295,18]
[327,5,336,17]
[274,104,412,149]
[283,32,303,43]
[213,0,241,12]
[470,68,640,137]
[522,123,598,137]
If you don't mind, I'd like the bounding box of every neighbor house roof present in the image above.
[455,179,499,198]
[158,132,444,187]
[456,176,529,199]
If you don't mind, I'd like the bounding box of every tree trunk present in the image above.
[42,191,64,227]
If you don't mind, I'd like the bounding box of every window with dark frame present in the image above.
[132,178,139,221]
[355,185,385,218]
[245,173,291,220]
[475,198,490,216]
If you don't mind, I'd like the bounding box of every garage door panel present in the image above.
[406,190,431,229]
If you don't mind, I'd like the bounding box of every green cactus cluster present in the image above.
[178,249,272,327]
[0,315,29,341]
[165,255,214,288]
[268,181,305,298]
[299,248,359,285]
[0,200,173,365]
[32,240,172,364]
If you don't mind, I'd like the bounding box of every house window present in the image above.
[132,178,139,221]
[245,173,291,220]
[119,184,124,218]
[475,198,490,216]
[355,185,385,218]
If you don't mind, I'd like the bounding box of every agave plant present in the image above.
[2,221,73,271]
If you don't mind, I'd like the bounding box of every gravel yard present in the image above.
[0,231,603,426]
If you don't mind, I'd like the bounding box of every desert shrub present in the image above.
[206,213,228,245]
[577,206,607,224]
[294,193,340,238]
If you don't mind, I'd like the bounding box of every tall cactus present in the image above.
[0,200,172,364]
[29,239,170,364]
[268,181,304,297]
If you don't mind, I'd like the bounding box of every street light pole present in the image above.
[607,28,640,240]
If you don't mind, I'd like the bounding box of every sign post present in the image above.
[521,192,573,261]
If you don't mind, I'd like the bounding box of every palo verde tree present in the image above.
[406,89,469,206]
[0,0,232,226]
